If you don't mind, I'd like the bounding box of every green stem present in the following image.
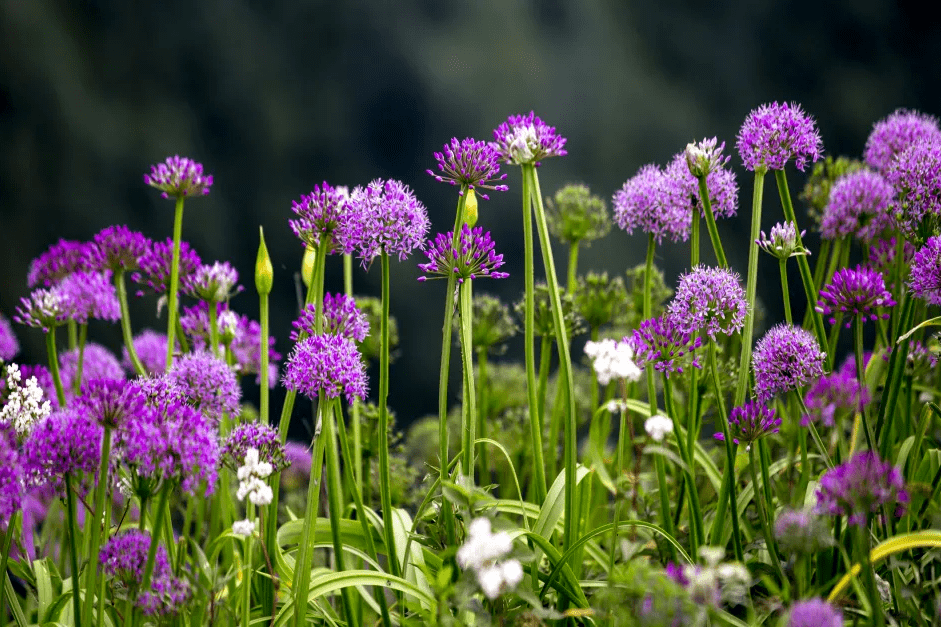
[794,392,834,469]
[115,270,146,376]
[856,525,885,627]
[276,270,318,444]
[81,426,112,627]
[73,323,88,395]
[877,294,915,457]
[241,502,254,627]
[45,329,66,406]
[0,511,19,622]
[707,343,744,561]
[323,400,357,627]
[690,199,700,267]
[853,317,876,451]
[663,375,703,555]
[259,289,270,426]
[477,348,491,483]
[566,242,579,294]
[291,415,328,627]
[698,175,728,267]
[65,473,82,627]
[735,170,766,407]
[748,447,784,582]
[344,253,363,490]
[377,253,400,578]
[208,300,220,357]
[779,259,793,325]
[458,279,477,478]
[166,196,185,370]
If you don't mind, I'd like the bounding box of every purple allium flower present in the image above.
[668,265,747,339]
[666,149,739,219]
[737,102,823,172]
[0,313,19,361]
[168,350,241,423]
[908,235,941,305]
[139,570,191,617]
[58,270,121,324]
[89,225,151,273]
[281,440,312,487]
[222,423,289,473]
[613,164,690,244]
[133,238,202,295]
[350,179,430,265]
[820,170,895,242]
[714,400,780,448]
[21,408,102,492]
[752,324,826,402]
[864,109,941,174]
[490,111,567,166]
[816,264,895,328]
[27,239,92,288]
[100,529,190,616]
[183,261,242,302]
[144,155,213,199]
[629,313,703,377]
[685,137,727,178]
[0,423,21,526]
[123,329,172,376]
[868,236,915,280]
[417,224,510,284]
[802,365,869,428]
[756,221,809,259]
[786,598,843,627]
[13,286,69,331]
[774,509,831,554]
[885,137,941,239]
[282,333,368,404]
[58,344,125,402]
[291,293,369,342]
[77,379,146,429]
[427,137,509,198]
[289,182,362,254]
[816,451,908,527]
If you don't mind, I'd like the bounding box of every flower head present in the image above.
[168,350,241,423]
[908,235,941,305]
[467,293,517,353]
[802,365,869,427]
[89,225,151,273]
[222,422,289,473]
[123,329,172,376]
[236,447,273,506]
[289,182,363,253]
[669,266,747,339]
[0,423,21,525]
[737,102,823,172]
[349,179,430,265]
[544,183,611,244]
[864,109,941,174]
[786,598,843,627]
[27,239,92,288]
[184,261,242,302]
[714,401,780,449]
[774,509,832,555]
[58,270,121,324]
[757,221,810,259]
[22,408,102,492]
[644,414,674,442]
[457,518,523,599]
[144,156,213,199]
[613,164,690,244]
[820,170,894,241]
[574,271,629,330]
[13,286,69,331]
[491,111,567,165]
[815,451,908,526]
[869,236,915,281]
[77,378,146,428]
[100,529,189,617]
[629,313,703,377]
[584,338,642,385]
[885,137,941,240]
[752,324,826,401]
[58,344,125,403]
[666,149,739,220]
[427,137,508,197]
[0,314,19,362]
[290,293,369,342]
[283,333,368,404]
[417,224,509,283]
[685,137,727,178]
[133,238,202,295]
[0,364,52,436]
[816,264,895,327]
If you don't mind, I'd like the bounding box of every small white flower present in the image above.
[236,447,274,505]
[644,414,673,442]
[218,310,239,342]
[507,125,537,164]
[232,519,255,537]
[0,364,51,436]
[457,518,522,599]
[584,339,642,385]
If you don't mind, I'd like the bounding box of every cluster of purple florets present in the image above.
[908,235,941,305]
[820,169,894,241]
[816,265,896,327]
[291,293,370,342]
[802,362,870,427]
[668,266,747,339]
[752,324,826,402]
[816,451,908,527]
[417,223,510,283]
[629,313,703,377]
[282,333,368,404]
[714,400,780,448]
[427,137,509,197]
[222,422,290,473]
[736,101,823,172]
[491,111,567,166]
[100,529,191,616]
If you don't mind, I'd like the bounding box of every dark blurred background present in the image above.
[2,0,939,435]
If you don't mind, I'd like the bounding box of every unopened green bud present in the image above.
[301,245,316,288]
[255,226,274,295]
[463,188,478,227]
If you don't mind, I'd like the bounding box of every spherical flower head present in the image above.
[584,338,642,385]
[22,407,102,493]
[0,364,52,436]
[908,235,941,305]
[123,329,172,376]
[613,164,690,244]
[89,225,151,273]
[491,111,567,166]
[752,324,826,402]
[644,413,674,442]
[0,314,19,362]
[290,293,369,342]
[666,150,739,220]
[133,238,202,295]
[100,529,170,585]
[629,313,703,377]
[815,451,908,527]
[283,333,368,404]
[58,270,121,324]
[668,266,747,339]
[0,423,21,526]
[787,598,843,627]
[289,182,363,253]
[864,109,941,174]
[232,519,255,536]
[222,422,289,473]
[168,350,241,423]
[544,183,611,244]
[27,239,93,288]
[714,400,780,449]
[58,344,125,404]
[574,271,629,330]
[816,264,895,328]
[139,570,191,618]
[802,368,869,427]
[184,261,242,302]
[468,293,517,353]
[417,224,509,283]
[801,157,868,230]
[774,509,832,555]
[13,285,69,331]
[77,378,146,429]
[685,137,727,178]
[820,170,894,241]
[427,137,509,197]
[351,179,430,265]
[737,102,823,172]
[144,155,213,199]
[885,137,941,241]
[757,221,810,260]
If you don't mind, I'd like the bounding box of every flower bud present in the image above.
[255,227,274,296]
[463,188,478,227]
[301,245,316,288]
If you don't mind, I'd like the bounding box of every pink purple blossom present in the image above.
[868,236,915,281]
[613,164,690,244]
[864,109,941,174]
[786,598,843,627]
[0,313,19,361]
[816,265,895,327]
[77,378,146,428]
[820,170,894,241]
[89,225,151,273]
[21,408,103,493]
[27,239,92,288]
[885,137,941,240]
[802,364,869,427]
[668,266,747,339]
[133,238,202,295]
[58,270,121,324]
[815,451,908,527]
[123,329,172,376]
[756,221,809,259]
[350,178,430,265]
[417,224,510,283]
[168,350,241,423]
[184,261,242,302]
[714,400,779,448]
[282,333,368,404]
[100,529,190,616]
[629,313,703,377]
[908,235,941,305]
[427,137,509,197]
[752,324,826,401]
[0,423,21,526]
[58,344,125,403]
[737,102,823,172]
[490,111,567,166]
[14,286,69,331]
[291,293,369,342]
[665,149,738,219]
[222,422,289,473]
[289,182,362,254]
[144,155,213,199]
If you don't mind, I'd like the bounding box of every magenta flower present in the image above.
[820,170,894,241]
[815,451,908,527]
[282,333,368,404]
[491,111,567,166]
[868,236,915,280]
[100,529,190,617]
[14,286,69,332]
[89,225,151,273]
[289,182,363,254]
[77,379,146,428]
[864,109,941,174]
[133,238,202,295]
[756,221,809,259]
[27,239,92,288]
[613,164,690,244]
[168,350,241,423]
[0,423,21,526]
[714,400,780,448]
[786,599,843,627]
[58,344,125,404]
[752,324,826,401]
[0,313,19,361]
[665,149,739,219]
[737,102,823,172]
[908,235,941,305]
[816,264,895,327]
[144,155,213,199]
[427,137,509,197]
[58,270,121,324]
[417,224,510,284]
[222,423,289,473]
[885,137,941,240]
[22,408,103,493]
[350,178,430,264]
[122,329,172,376]
[184,261,242,302]
[668,266,747,339]
[802,365,869,427]
[629,313,703,377]
[291,293,369,342]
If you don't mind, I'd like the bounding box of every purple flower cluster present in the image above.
[613,164,690,244]
[868,236,915,280]
[144,155,213,199]
[283,333,368,404]
[100,529,190,617]
[786,598,843,627]
[58,344,125,402]
[123,329,171,375]
[289,182,360,253]
[490,111,567,166]
[714,401,780,448]
[737,102,823,172]
[816,264,895,327]
[184,261,242,302]
[752,324,826,401]
[77,379,146,428]
[0,423,21,526]
[756,221,808,259]
[665,150,739,219]
[864,109,941,174]
[222,422,289,473]
[133,238,202,295]
[291,293,369,342]
[14,286,69,331]
[427,137,509,197]
[349,179,430,264]
[21,408,102,493]
[668,266,747,339]
[816,451,908,527]
[27,239,91,288]
[0,313,19,361]
[58,270,121,324]
[168,350,241,423]
[802,364,869,427]
[417,224,510,284]
[820,170,894,241]
[885,137,941,239]
[908,235,941,305]
[629,313,703,377]
[89,225,150,273]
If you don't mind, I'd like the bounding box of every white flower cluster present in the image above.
[456,518,524,600]
[505,125,538,164]
[644,414,674,442]
[232,519,255,537]
[681,547,751,607]
[584,339,642,385]
[236,448,273,506]
[0,363,51,436]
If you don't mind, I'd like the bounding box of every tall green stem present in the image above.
[707,343,744,561]
[690,200,700,267]
[566,242,579,294]
[853,317,876,451]
[259,294,270,426]
[241,502,255,627]
[65,474,82,627]
[876,294,914,456]
[477,348,491,483]
[663,375,703,555]
[857,525,885,627]
[698,175,728,267]
[323,401,357,626]
[291,413,328,627]
[344,252,362,489]
[748,447,784,582]
[165,196,185,370]
[735,170,765,407]
[0,512,18,621]
[780,259,793,325]
[376,253,400,578]
[458,279,477,478]
[115,269,146,376]
[81,426,113,626]
[45,330,66,406]
[73,323,88,395]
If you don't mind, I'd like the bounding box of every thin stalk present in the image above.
[589,327,600,415]
[707,343,744,561]
[140,484,171,594]
[663,375,703,554]
[853,317,876,451]
[65,473,83,627]
[877,295,915,457]
[209,300,220,357]
[344,252,363,489]
[259,286,270,426]
[165,196,185,370]
[608,404,627,574]
[857,525,885,627]
[45,330,66,406]
[323,400,357,627]
[73,323,88,395]
[734,170,766,407]
[794,392,834,469]
[747,447,784,582]
[690,200,700,267]
[566,242,580,294]
[81,426,113,626]
[241,502,254,627]
[0,512,19,622]
[115,269,146,375]
[377,253,400,578]
[779,259,793,325]
[291,415,328,627]
[458,279,478,478]
[698,175,728,267]
[538,336,555,479]
[477,348,491,483]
